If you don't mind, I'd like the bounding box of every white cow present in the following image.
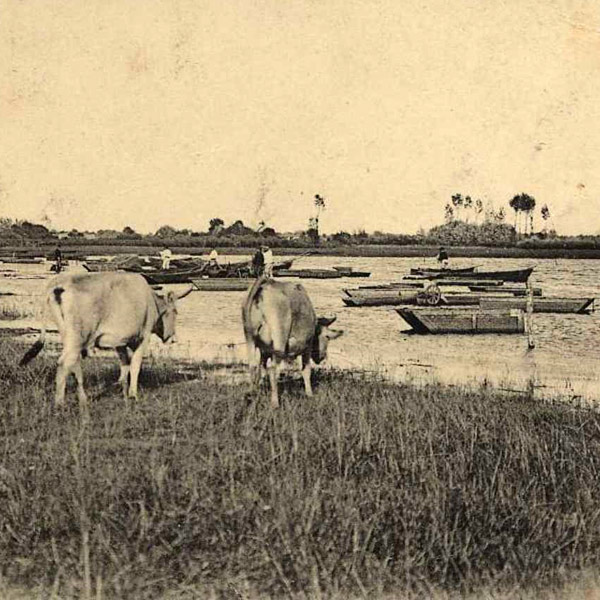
[242,277,343,408]
[19,272,192,405]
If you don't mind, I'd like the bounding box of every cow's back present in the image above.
[49,273,157,344]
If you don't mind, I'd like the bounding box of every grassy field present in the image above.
[2,338,600,599]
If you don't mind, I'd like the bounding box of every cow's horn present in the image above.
[318,315,337,327]
[176,285,194,300]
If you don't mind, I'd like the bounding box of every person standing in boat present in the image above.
[53,244,63,273]
[160,246,172,270]
[208,248,219,266]
[436,247,449,268]
[262,245,274,278]
[252,247,264,277]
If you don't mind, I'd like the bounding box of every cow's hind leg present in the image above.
[72,360,87,406]
[301,350,313,397]
[246,341,261,388]
[128,341,147,399]
[116,346,132,398]
[268,355,281,409]
[55,348,86,406]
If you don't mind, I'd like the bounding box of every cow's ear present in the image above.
[166,291,176,305]
[318,316,337,327]
[325,328,343,340]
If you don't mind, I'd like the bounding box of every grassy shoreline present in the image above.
[2,339,600,599]
[4,243,600,260]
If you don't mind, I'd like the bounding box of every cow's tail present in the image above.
[19,286,64,367]
[246,276,267,308]
[242,276,268,338]
[19,338,45,366]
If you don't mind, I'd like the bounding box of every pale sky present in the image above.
[1,0,600,235]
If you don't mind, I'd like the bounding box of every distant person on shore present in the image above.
[263,245,274,278]
[53,244,63,273]
[160,246,172,270]
[436,247,449,268]
[252,247,264,277]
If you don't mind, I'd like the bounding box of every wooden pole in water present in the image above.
[526,280,535,349]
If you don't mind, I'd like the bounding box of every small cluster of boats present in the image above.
[82,254,372,285]
[343,265,595,335]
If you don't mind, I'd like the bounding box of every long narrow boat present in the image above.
[406,267,534,283]
[0,257,45,264]
[468,285,542,296]
[410,266,477,275]
[343,290,420,307]
[342,289,517,308]
[396,307,526,334]
[141,266,209,285]
[332,266,372,277]
[402,277,507,287]
[275,269,342,279]
[479,297,595,314]
[191,278,252,292]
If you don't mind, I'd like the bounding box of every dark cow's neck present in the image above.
[151,293,166,339]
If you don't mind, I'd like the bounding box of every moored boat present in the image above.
[0,257,45,264]
[191,278,253,292]
[479,297,595,314]
[275,269,342,279]
[468,285,542,296]
[396,307,526,334]
[410,266,477,275]
[140,266,209,285]
[402,277,507,287]
[342,289,420,307]
[408,267,535,283]
[342,288,518,308]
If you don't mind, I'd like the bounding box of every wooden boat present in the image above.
[468,285,542,296]
[140,266,209,285]
[275,269,342,279]
[479,297,595,314]
[333,266,371,277]
[410,266,476,275]
[402,277,507,287]
[343,290,420,307]
[343,288,517,308]
[407,267,535,283]
[396,307,526,334]
[0,257,44,264]
[191,278,252,292]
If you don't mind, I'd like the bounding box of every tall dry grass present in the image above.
[1,338,600,599]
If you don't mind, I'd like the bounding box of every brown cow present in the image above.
[242,277,343,407]
[19,272,192,405]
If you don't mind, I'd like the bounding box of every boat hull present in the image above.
[410,266,476,275]
[417,267,534,283]
[479,297,595,314]
[191,278,252,292]
[342,290,419,307]
[141,267,208,285]
[396,308,526,334]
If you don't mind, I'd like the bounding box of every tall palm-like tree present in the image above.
[451,193,463,221]
[509,193,536,235]
[313,194,326,236]
[474,198,484,223]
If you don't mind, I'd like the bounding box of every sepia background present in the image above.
[1,0,599,235]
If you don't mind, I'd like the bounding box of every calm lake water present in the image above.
[2,256,600,401]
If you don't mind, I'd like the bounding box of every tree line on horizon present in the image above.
[0,192,594,250]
